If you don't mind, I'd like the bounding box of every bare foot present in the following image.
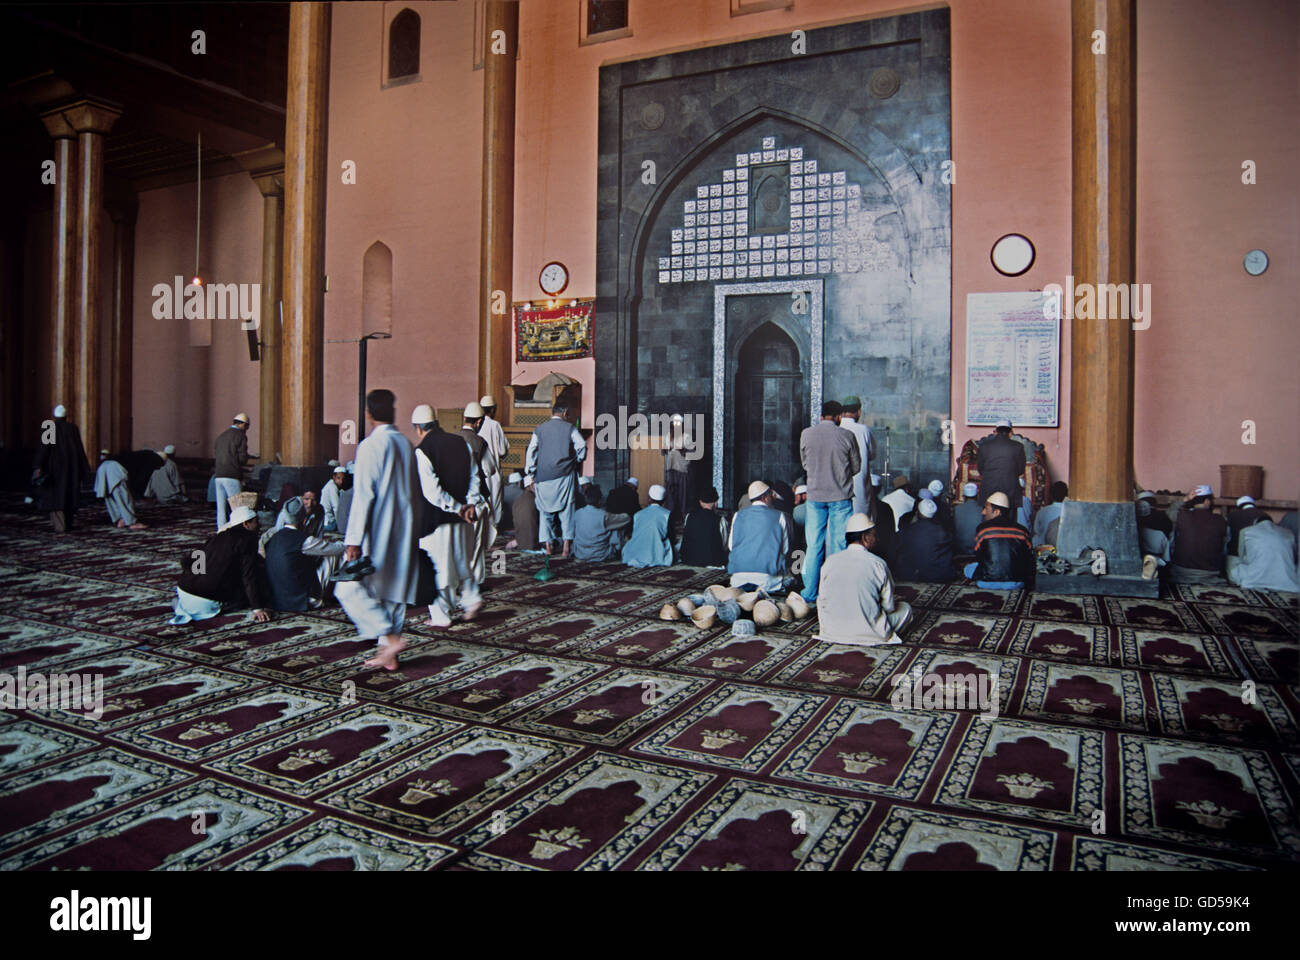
[364,637,407,671]
[461,602,484,622]
[129,522,148,530]
[116,519,127,528]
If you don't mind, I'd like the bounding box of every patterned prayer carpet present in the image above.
[1,495,1297,871]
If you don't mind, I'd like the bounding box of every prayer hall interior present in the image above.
[0,0,1296,875]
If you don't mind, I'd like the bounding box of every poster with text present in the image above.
[965,291,1060,427]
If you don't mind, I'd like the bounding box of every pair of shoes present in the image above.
[334,556,376,581]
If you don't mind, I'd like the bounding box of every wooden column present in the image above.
[477,0,518,423]
[281,2,330,465]
[65,99,121,460]
[39,109,79,420]
[107,193,137,452]
[1068,0,1135,503]
[236,145,286,462]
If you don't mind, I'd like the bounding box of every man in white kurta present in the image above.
[1227,518,1299,593]
[478,395,509,526]
[815,513,912,645]
[321,465,346,531]
[145,445,188,503]
[839,396,875,514]
[337,390,420,670]
[94,455,146,529]
[412,404,485,627]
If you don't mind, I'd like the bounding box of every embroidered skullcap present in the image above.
[918,499,938,519]
[928,480,945,496]
[963,482,978,497]
[648,484,666,502]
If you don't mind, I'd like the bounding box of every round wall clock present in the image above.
[991,234,1036,277]
[539,261,569,296]
[1243,249,1268,276]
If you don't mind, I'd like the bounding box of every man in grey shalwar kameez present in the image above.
[336,390,421,671]
[145,445,188,503]
[94,453,147,530]
[525,400,587,558]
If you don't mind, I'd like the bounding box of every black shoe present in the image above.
[333,556,376,581]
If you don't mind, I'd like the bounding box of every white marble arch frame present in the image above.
[712,279,824,500]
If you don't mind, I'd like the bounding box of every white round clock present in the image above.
[1243,249,1268,276]
[539,261,569,296]
[991,233,1036,277]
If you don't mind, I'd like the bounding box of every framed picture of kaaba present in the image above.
[514,300,594,362]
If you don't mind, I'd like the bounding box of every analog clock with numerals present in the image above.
[539,261,569,296]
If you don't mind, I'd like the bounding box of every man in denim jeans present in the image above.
[798,400,861,603]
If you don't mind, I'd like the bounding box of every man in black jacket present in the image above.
[606,476,641,522]
[976,418,1026,512]
[265,498,346,611]
[893,498,956,581]
[33,404,91,533]
[963,491,1034,589]
[679,486,728,567]
[170,505,270,624]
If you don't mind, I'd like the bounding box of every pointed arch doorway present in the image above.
[734,323,804,501]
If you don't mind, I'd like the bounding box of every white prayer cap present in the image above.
[870,474,881,486]
[463,401,485,419]
[962,482,978,497]
[411,403,435,424]
[99,449,110,456]
[328,459,338,467]
[1193,484,1213,498]
[845,512,875,534]
[508,472,522,483]
[226,505,256,527]
[649,484,666,502]
[52,404,67,417]
[1236,495,1256,507]
[333,465,347,475]
[1135,491,1156,502]
[794,484,807,495]
[579,475,593,486]
[918,489,933,501]
[996,418,1012,428]
[747,480,770,501]
[918,498,938,519]
[523,475,534,487]
[479,395,495,409]
[233,412,249,423]
[163,444,176,456]
[928,480,945,496]
[627,477,639,488]
[986,491,1011,509]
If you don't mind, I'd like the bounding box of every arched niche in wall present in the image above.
[387,8,421,85]
[362,241,393,336]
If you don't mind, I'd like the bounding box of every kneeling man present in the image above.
[815,512,912,645]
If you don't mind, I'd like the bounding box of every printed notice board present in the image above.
[965,291,1060,427]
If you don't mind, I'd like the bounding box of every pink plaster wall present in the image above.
[131,171,264,458]
[1134,0,1299,500]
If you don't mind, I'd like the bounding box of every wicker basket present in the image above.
[1219,465,1263,500]
[227,491,259,511]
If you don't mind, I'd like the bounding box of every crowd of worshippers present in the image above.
[28,394,1297,669]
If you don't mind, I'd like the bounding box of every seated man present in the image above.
[94,451,147,530]
[1136,490,1173,536]
[501,472,524,532]
[893,498,956,582]
[145,445,188,504]
[1168,484,1228,583]
[680,485,728,567]
[926,479,952,529]
[1136,497,1171,568]
[1226,516,1299,593]
[621,483,673,568]
[790,484,808,553]
[573,486,632,562]
[169,505,270,624]
[1283,511,1299,562]
[605,476,640,521]
[727,481,792,592]
[1034,481,1069,547]
[1016,478,1034,530]
[814,512,912,646]
[321,465,347,532]
[509,476,541,551]
[963,491,1034,589]
[882,475,915,532]
[265,497,346,611]
[1226,495,1269,556]
[953,482,982,555]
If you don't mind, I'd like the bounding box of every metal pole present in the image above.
[358,336,367,442]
